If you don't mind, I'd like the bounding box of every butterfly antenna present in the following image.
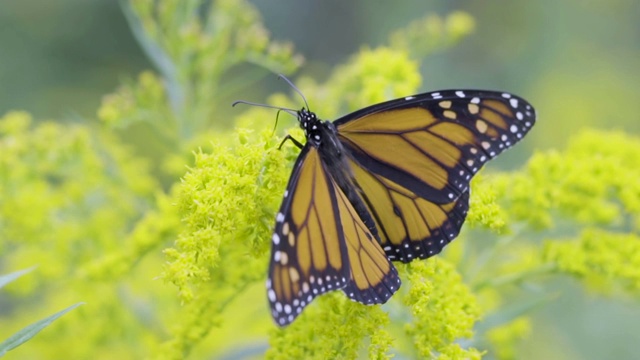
[277,74,310,111]
[272,109,284,136]
[232,100,298,118]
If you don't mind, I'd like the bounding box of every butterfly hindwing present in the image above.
[331,175,400,304]
[335,90,535,261]
[349,156,470,262]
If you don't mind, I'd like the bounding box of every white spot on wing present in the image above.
[272,233,280,245]
[455,91,465,97]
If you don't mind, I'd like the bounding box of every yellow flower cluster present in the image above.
[4,0,639,358]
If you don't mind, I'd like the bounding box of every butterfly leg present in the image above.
[279,134,304,150]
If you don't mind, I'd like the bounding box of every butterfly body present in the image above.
[264,89,536,326]
[301,112,350,188]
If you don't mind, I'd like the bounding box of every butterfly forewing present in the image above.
[268,144,402,325]
[336,90,535,202]
[268,146,350,326]
[335,90,535,261]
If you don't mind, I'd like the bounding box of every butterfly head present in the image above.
[298,108,324,146]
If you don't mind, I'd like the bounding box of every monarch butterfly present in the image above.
[234,76,536,326]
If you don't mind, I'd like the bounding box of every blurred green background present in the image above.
[1,0,639,359]
[4,0,639,147]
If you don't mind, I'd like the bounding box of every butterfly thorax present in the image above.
[297,108,345,165]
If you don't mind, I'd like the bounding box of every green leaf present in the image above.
[0,267,36,290]
[0,303,84,357]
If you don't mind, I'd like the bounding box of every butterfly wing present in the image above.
[268,146,349,326]
[331,175,400,305]
[335,90,535,262]
[268,145,399,326]
[347,158,471,262]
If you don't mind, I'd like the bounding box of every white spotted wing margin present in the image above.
[266,146,400,326]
